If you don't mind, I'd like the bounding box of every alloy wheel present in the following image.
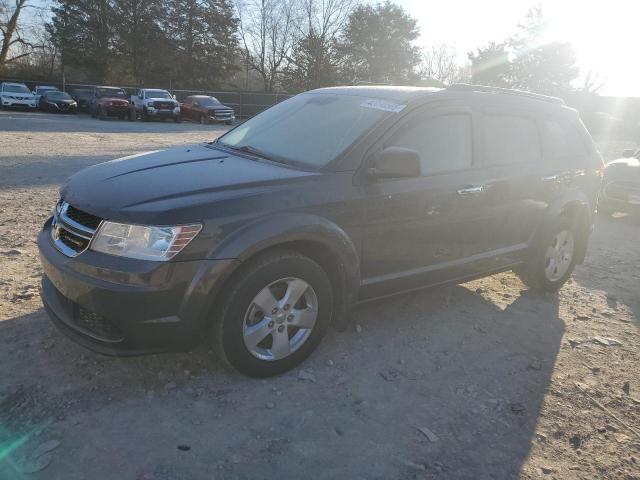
[544,229,574,282]
[242,277,318,361]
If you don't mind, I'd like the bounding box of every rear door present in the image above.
[476,108,548,253]
[360,105,500,298]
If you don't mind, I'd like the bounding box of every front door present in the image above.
[359,105,497,299]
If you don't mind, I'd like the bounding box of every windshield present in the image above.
[46,91,72,100]
[37,87,57,93]
[146,90,171,99]
[198,97,221,107]
[97,88,127,98]
[217,93,397,168]
[3,84,30,94]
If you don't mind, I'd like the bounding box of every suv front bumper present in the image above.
[37,219,238,355]
[1,98,36,108]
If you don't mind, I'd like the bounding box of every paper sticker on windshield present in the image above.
[360,99,406,113]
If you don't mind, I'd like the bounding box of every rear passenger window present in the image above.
[542,119,587,160]
[390,114,473,175]
[483,115,541,165]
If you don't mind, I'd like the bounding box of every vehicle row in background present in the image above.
[599,149,640,215]
[0,81,236,124]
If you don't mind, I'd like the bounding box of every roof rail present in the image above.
[447,83,565,105]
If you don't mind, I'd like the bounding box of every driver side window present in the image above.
[389,113,473,175]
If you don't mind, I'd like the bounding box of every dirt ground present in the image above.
[0,110,639,480]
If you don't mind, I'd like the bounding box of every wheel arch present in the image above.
[204,213,361,330]
[535,194,593,265]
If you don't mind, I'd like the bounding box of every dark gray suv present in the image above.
[38,84,603,377]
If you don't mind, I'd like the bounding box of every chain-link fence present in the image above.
[0,77,293,118]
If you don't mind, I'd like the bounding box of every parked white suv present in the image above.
[0,82,36,109]
[130,88,181,122]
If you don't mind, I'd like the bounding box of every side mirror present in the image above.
[622,149,636,158]
[366,147,421,180]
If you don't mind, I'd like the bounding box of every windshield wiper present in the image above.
[213,141,294,167]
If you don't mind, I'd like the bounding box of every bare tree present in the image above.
[420,44,465,85]
[0,0,32,72]
[236,0,299,92]
[581,68,606,94]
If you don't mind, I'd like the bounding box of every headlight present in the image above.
[91,221,202,261]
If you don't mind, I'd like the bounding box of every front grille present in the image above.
[154,101,174,109]
[65,204,102,230]
[51,201,103,257]
[73,305,123,341]
[59,227,90,252]
[213,109,233,118]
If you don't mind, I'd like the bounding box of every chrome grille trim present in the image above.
[51,201,102,258]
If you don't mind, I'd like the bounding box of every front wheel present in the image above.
[212,250,333,377]
[515,217,578,292]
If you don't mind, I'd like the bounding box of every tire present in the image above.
[212,249,333,377]
[90,107,97,118]
[225,120,234,125]
[174,115,181,123]
[128,109,135,121]
[515,216,579,292]
[98,106,107,120]
[200,114,208,125]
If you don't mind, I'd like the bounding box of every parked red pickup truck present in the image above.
[90,86,132,120]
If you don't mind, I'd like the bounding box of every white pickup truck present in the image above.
[130,88,181,122]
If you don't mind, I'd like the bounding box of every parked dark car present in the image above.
[69,87,94,111]
[39,90,78,113]
[38,85,603,377]
[180,95,235,124]
[599,149,640,215]
[90,86,132,120]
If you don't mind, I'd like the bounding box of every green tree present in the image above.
[338,1,420,85]
[508,5,579,95]
[112,0,168,85]
[468,6,579,96]
[47,0,114,83]
[468,41,511,87]
[163,0,239,88]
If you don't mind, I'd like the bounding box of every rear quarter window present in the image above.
[482,114,542,165]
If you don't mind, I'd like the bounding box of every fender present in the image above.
[210,212,360,291]
[180,213,361,334]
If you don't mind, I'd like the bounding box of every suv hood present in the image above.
[60,144,315,224]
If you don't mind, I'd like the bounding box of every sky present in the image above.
[21,0,640,97]
[384,0,640,97]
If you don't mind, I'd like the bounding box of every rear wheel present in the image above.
[516,217,578,292]
[212,250,333,377]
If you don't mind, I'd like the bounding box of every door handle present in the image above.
[457,185,484,196]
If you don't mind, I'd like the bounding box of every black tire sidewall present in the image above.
[216,254,333,377]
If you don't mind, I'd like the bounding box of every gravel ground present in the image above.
[0,110,639,480]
